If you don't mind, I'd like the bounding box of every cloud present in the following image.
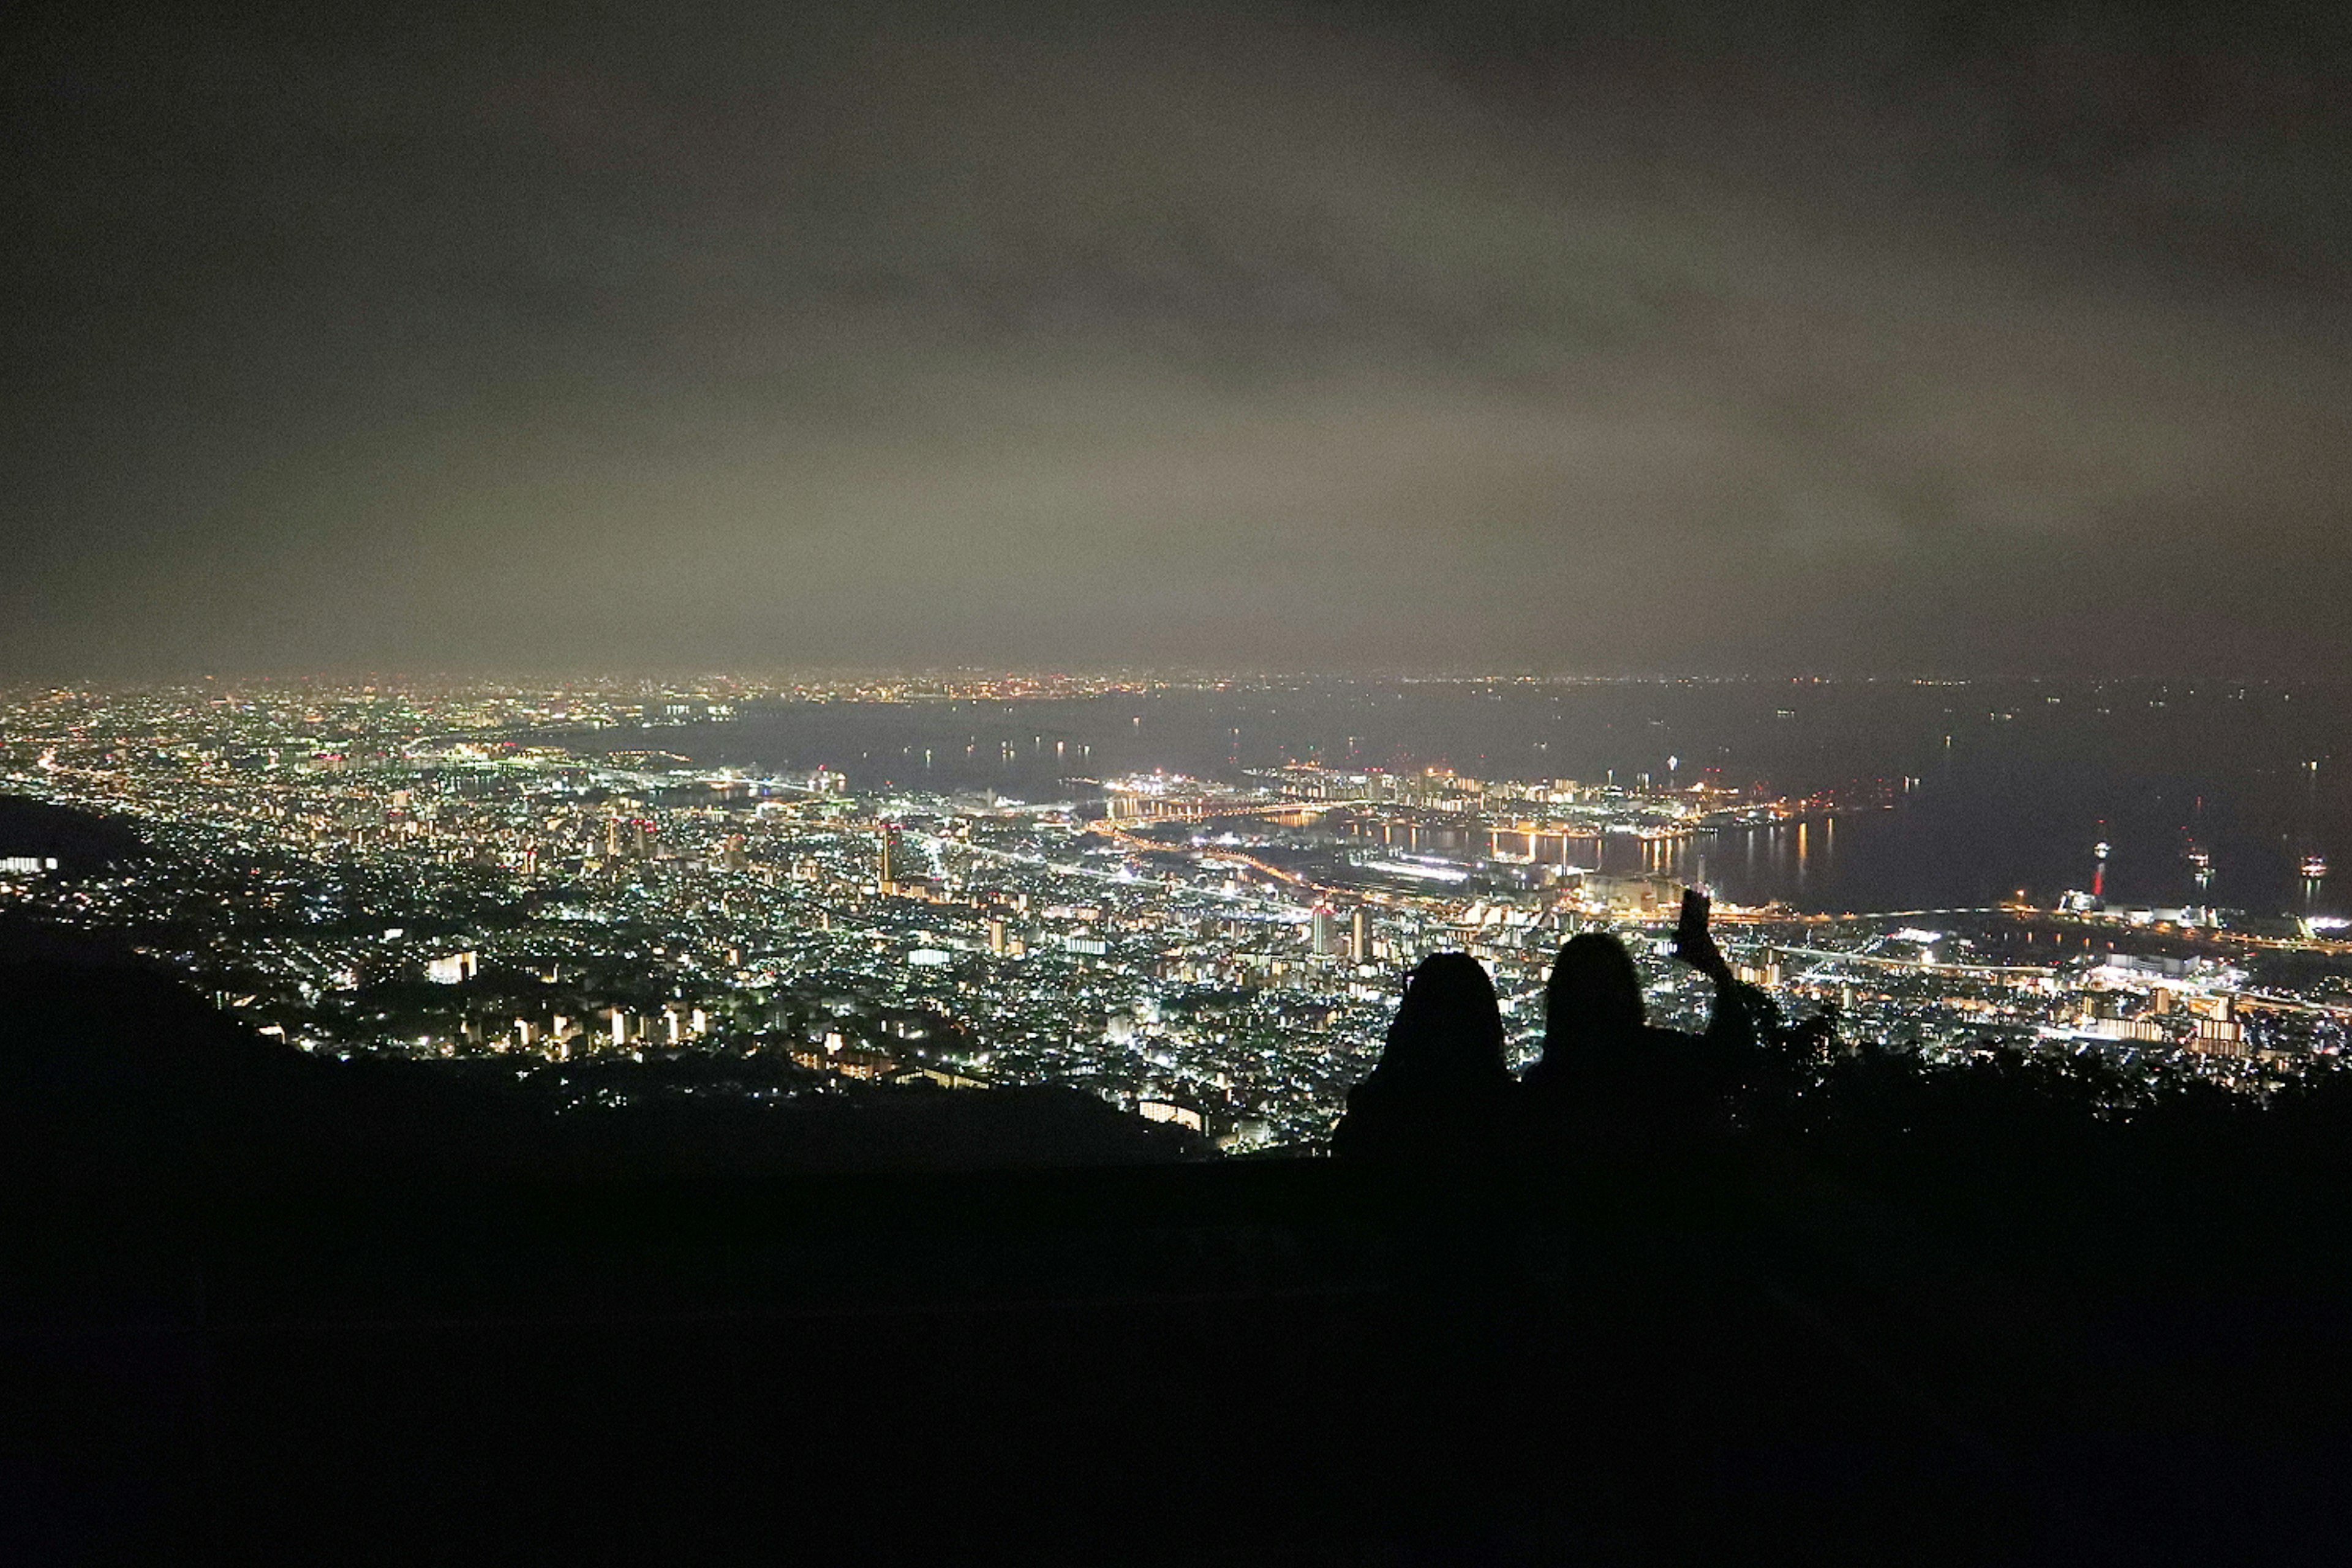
[3,1,2349,675]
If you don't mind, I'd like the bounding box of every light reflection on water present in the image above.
[578,681,2351,919]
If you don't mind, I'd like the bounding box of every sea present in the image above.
[558,678,2352,921]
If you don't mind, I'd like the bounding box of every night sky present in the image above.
[7,1,2349,677]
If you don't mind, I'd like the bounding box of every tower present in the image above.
[1310,904,1338,956]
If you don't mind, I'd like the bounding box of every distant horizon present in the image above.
[6,666,2338,691]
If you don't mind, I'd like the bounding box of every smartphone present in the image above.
[1676,886,1709,941]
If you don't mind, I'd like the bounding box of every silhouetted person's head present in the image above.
[1545,933,1645,1054]
[1381,952,1508,1086]
[1331,952,1509,1164]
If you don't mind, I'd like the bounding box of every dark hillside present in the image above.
[3,956,2350,1563]
[0,794,147,871]
[0,956,1206,1188]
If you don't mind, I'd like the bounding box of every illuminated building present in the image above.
[1136,1099,1205,1133]
[425,951,477,985]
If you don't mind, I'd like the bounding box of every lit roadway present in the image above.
[1766,943,2059,982]
[903,824,1307,917]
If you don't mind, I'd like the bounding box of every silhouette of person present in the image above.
[1332,952,1512,1166]
[1521,889,1761,1146]
[1327,956,1528,1555]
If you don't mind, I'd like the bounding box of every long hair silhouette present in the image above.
[1542,931,1646,1057]
[1379,952,1509,1083]
[1524,911,1761,1147]
[1332,953,1510,1164]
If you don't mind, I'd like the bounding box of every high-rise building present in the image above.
[1310,904,1339,956]
[1350,907,1370,964]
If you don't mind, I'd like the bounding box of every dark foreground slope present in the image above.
[6,960,2352,1565]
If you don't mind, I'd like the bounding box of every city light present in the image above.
[3,674,2343,1147]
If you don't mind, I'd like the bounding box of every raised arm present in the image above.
[1671,887,1758,1053]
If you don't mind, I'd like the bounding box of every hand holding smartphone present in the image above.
[1672,886,1731,982]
